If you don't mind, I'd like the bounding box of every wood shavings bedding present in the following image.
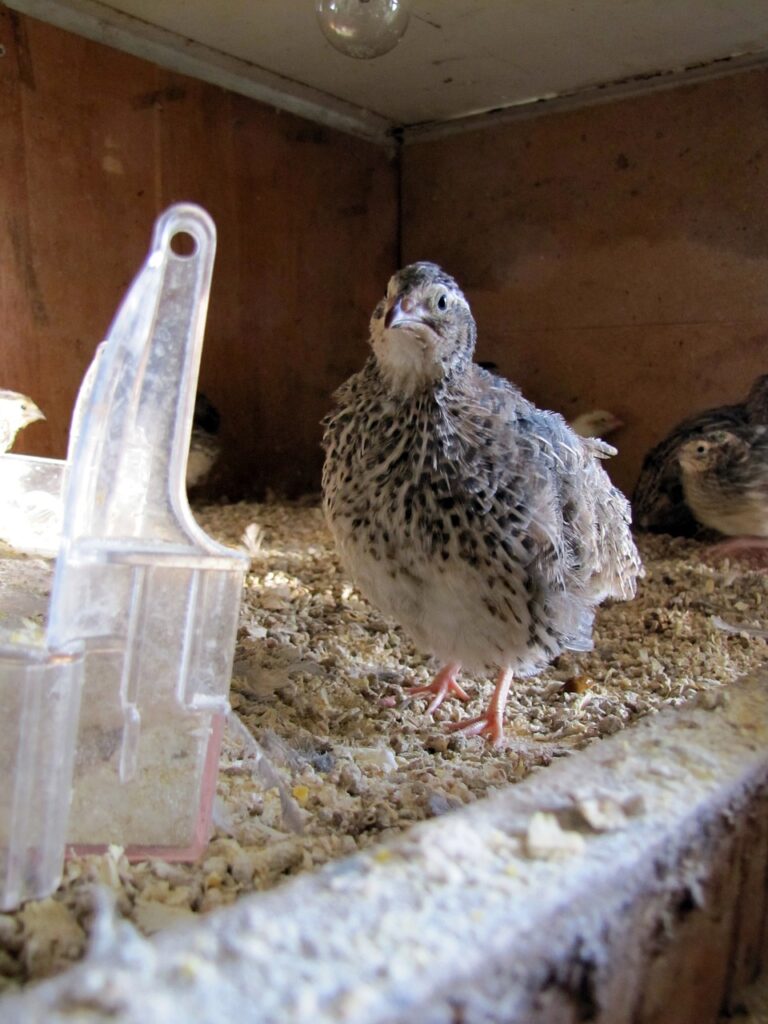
[0,501,765,992]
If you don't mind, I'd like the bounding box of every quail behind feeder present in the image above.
[186,391,221,490]
[322,262,642,745]
[0,390,45,453]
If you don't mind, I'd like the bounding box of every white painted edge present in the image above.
[2,0,395,144]
[401,46,768,143]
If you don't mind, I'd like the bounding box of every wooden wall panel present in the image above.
[0,6,397,498]
[401,71,768,496]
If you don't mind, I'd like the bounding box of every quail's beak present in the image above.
[384,295,425,331]
[26,405,45,426]
[374,290,443,393]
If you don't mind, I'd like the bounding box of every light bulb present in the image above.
[315,0,411,60]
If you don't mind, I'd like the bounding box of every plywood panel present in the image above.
[0,6,397,497]
[401,69,768,497]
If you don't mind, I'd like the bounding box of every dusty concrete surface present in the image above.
[1,669,768,1023]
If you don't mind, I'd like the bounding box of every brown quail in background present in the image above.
[633,374,768,536]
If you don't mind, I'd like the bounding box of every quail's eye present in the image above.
[436,293,448,311]
[373,300,385,320]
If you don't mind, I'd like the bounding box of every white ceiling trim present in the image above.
[401,46,768,144]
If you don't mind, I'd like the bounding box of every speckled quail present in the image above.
[322,262,642,744]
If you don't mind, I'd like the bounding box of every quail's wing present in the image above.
[447,371,638,600]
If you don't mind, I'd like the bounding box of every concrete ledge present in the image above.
[3,674,768,1023]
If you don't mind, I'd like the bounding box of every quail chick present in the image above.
[322,262,642,744]
[186,391,221,490]
[569,409,624,440]
[678,427,768,566]
[0,390,45,453]
[633,374,768,536]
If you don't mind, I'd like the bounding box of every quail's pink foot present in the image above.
[405,661,468,713]
[446,667,514,747]
[705,536,768,570]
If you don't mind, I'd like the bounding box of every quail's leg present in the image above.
[446,667,514,746]
[706,537,768,570]
[405,661,468,713]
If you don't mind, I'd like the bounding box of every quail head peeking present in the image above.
[369,262,477,395]
[0,390,45,453]
[678,426,768,540]
[678,430,749,476]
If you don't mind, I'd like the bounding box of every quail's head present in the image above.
[369,262,476,396]
[0,389,45,445]
[570,409,624,439]
[678,430,749,474]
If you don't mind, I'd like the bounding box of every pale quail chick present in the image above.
[0,390,45,453]
[678,427,768,565]
[322,262,642,744]
[186,392,221,490]
[569,409,624,440]
[633,374,768,536]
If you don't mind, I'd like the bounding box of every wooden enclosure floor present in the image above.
[0,501,766,993]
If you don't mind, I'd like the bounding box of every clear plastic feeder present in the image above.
[0,640,83,910]
[0,204,248,907]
